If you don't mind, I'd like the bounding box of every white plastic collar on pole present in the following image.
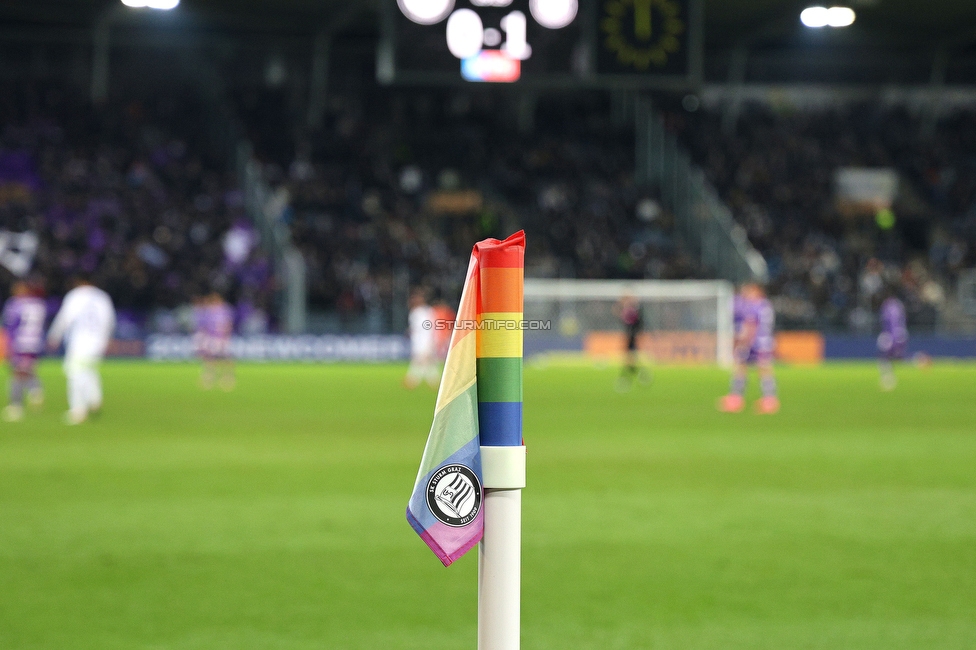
[480,446,526,489]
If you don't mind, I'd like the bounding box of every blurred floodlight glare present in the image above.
[529,0,578,29]
[121,0,180,8]
[800,7,829,27]
[800,6,855,28]
[398,0,455,25]
[826,7,856,27]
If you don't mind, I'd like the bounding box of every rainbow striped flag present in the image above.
[406,231,525,566]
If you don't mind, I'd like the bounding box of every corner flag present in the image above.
[406,230,525,567]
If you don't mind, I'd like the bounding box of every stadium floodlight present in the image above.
[398,0,455,25]
[800,6,856,28]
[121,0,179,8]
[529,0,578,29]
[800,7,829,27]
[826,7,856,27]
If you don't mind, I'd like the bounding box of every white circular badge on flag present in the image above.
[426,464,482,527]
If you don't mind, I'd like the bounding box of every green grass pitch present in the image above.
[1,361,974,649]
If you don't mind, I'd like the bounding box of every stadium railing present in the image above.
[635,98,768,285]
[237,141,307,333]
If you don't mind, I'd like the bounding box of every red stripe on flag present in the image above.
[474,231,525,269]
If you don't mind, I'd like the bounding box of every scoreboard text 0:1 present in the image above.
[394,0,582,82]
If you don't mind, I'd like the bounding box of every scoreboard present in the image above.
[390,0,583,83]
[382,0,700,86]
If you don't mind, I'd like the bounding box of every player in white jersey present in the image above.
[47,277,116,425]
[404,289,439,389]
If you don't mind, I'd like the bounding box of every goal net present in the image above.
[523,279,734,366]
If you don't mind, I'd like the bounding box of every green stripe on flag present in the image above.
[476,357,522,403]
[416,383,480,476]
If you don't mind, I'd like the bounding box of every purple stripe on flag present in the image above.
[406,508,484,567]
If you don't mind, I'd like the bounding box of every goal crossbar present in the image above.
[525,279,733,301]
[523,279,735,367]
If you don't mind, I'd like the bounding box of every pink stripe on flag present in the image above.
[408,509,485,567]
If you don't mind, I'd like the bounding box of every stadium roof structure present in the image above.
[2,0,973,42]
[2,0,976,84]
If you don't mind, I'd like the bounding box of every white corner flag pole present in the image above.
[478,445,526,650]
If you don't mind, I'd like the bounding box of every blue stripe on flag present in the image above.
[478,401,522,446]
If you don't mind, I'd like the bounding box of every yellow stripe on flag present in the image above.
[476,312,523,358]
[435,331,477,414]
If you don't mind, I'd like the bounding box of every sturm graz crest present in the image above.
[426,464,482,527]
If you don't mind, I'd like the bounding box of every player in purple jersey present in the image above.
[877,290,908,391]
[719,282,780,414]
[194,292,235,390]
[3,281,46,421]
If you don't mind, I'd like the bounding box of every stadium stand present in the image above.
[665,101,976,331]
[0,82,274,334]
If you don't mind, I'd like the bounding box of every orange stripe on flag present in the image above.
[479,267,523,314]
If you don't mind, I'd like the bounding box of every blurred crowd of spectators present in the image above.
[0,82,273,335]
[238,89,700,328]
[491,98,703,283]
[666,102,976,330]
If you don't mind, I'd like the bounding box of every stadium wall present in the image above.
[145,335,409,362]
[11,333,974,363]
[539,331,976,363]
[823,336,976,360]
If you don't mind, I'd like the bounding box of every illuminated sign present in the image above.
[462,50,522,82]
[597,0,690,76]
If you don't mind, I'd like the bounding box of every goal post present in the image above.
[523,279,735,367]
